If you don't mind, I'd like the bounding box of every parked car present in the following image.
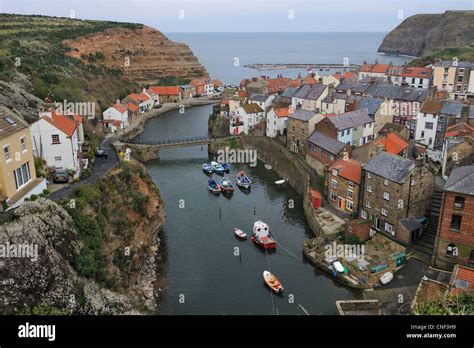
[154,104,162,109]
[95,149,108,159]
[52,170,69,184]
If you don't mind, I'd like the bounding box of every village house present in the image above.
[315,109,374,147]
[360,152,434,244]
[358,63,393,79]
[449,264,474,295]
[355,96,392,135]
[327,158,362,215]
[122,93,150,113]
[267,77,290,94]
[322,71,357,87]
[334,79,371,97]
[389,67,433,89]
[441,123,474,177]
[102,103,129,132]
[266,107,289,138]
[180,84,196,99]
[30,109,83,177]
[434,102,472,152]
[352,131,409,164]
[378,122,410,140]
[305,131,351,176]
[230,103,264,135]
[287,109,319,155]
[291,83,328,112]
[414,100,444,154]
[0,110,47,210]
[433,165,474,270]
[244,78,269,95]
[148,86,181,103]
[432,59,473,99]
[321,95,345,114]
[247,93,275,116]
[190,78,214,95]
[272,87,297,107]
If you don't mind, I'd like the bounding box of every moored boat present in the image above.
[220,177,234,193]
[234,228,247,240]
[220,162,230,172]
[264,164,272,170]
[252,220,277,249]
[202,163,213,174]
[380,271,394,285]
[275,179,285,185]
[263,270,284,294]
[333,261,344,273]
[211,161,225,175]
[207,179,221,194]
[236,170,251,189]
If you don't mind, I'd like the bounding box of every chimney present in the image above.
[39,110,52,119]
[116,99,120,104]
[346,88,351,96]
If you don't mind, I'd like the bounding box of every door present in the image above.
[338,197,345,209]
[375,217,381,231]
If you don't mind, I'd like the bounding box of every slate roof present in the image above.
[328,108,373,130]
[0,110,28,140]
[363,152,415,184]
[366,84,431,102]
[399,217,423,232]
[440,101,464,116]
[365,84,399,99]
[288,109,316,122]
[307,131,346,155]
[304,83,327,100]
[281,87,298,98]
[356,97,383,115]
[444,165,474,195]
[248,93,269,102]
[335,80,371,94]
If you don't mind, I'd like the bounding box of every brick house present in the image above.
[306,131,352,176]
[449,264,474,296]
[327,158,362,215]
[433,165,474,270]
[286,109,320,156]
[360,152,435,244]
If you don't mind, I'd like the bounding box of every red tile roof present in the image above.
[329,158,362,185]
[333,71,357,81]
[274,108,291,118]
[190,78,211,87]
[127,93,141,104]
[212,79,222,87]
[42,109,78,137]
[304,76,317,85]
[113,103,127,114]
[375,132,409,155]
[444,122,474,139]
[126,102,139,113]
[400,67,432,79]
[289,79,301,88]
[138,92,151,102]
[148,86,181,96]
[360,63,392,74]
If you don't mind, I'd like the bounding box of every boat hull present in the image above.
[263,271,284,294]
[251,236,276,250]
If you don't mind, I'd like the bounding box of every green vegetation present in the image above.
[409,46,474,67]
[0,14,140,108]
[21,302,70,315]
[415,293,474,315]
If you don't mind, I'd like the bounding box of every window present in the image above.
[348,181,354,189]
[346,201,353,211]
[365,201,371,208]
[346,129,350,135]
[381,208,388,216]
[54,156,62,161]
[383,179,388,186]
[385,222,393,233]
[367,172,372,179]
[446,243,458,257]
[330,192,337,201]
[421,131,425,138]
[450,214,462,231]
[411,178,415,186]
[20,136,26,151]
[331,179,337,189]
[13,162,32,190]
[454,196,465,209]
[3,145,10,161]
[361,210,368,219]
[347,189,353,199]
[52,134,60,144]
[425,122,433,130]
[339,131,344,138]
[383,192,390,201]
[367,185,372,193]
[332,169,338,177]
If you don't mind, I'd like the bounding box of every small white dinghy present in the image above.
[234,228,247,240]
[380,271,394,285]
[264,164,272,170]
[333,261,345,273]
[275,179,286,185]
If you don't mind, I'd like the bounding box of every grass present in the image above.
[408,46,474,67]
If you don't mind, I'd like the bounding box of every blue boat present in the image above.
[208,179,221,194]
[220,162,230,172]
[220,177,234,193]
[236,170,251,189]
[202,163,213,174]
[211,161,225,175]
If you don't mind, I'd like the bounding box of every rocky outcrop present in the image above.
[378,11,474,57]
[64,25,208,84]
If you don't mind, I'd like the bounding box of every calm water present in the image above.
[167,32,412,84]
[136,105,357,315]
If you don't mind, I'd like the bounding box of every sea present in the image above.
[166,32,413,85]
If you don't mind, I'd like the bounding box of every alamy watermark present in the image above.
[0,242,38,262]
[324,241,365,260]
[216,147,257,167]
[55,99,95,119]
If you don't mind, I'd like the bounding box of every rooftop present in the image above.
[328,108,373,130]
[363,152,415,184]
[241,103,264,114]
[444,165,474,195]
[248,93,269,102]
[329,158,362,185]
[288,109,316,122]
[356,97,383,115]
[375,132,409,155]
[0,110,27,140]
[307,131,347,155]
[440,101,464,116]
[420,100,443,114]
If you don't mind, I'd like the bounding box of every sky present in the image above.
[1,0,473,33]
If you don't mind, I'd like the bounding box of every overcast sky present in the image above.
[1,0,472,32]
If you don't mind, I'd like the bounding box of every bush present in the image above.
[29,194,39,201]
[130,191,148,216]
[22,302,70,315]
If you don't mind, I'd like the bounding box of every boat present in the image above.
[252,220,277,250]
[211,161,225,175]
[263,270,284,294]
[380,271,394,285]
[202,163,213,174]
[207,179,221,194]
[234,228,247,240]
[264,164,272,170]
[333,261,345,273]
[275,179,285,185]
[220,177,234,193]
[236,170,251,189]
[220,162,230,172]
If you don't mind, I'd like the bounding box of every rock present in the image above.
[378,10,474,57]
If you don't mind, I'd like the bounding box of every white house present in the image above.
[247,93,275,117]
[30,110,82,176]
[414,100,443,150]
[102,103,129,132]
[230,103,264,135]
[266,107,289,137]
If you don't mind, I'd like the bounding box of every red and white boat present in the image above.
[234,228,247,240]
[251,221,277,250]
[263,270,284,294]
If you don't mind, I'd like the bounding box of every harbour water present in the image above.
[135,105,358,315]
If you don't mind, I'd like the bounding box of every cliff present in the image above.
[64,26,208,84]
[0,160,165,314]
[378,11,474,57]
